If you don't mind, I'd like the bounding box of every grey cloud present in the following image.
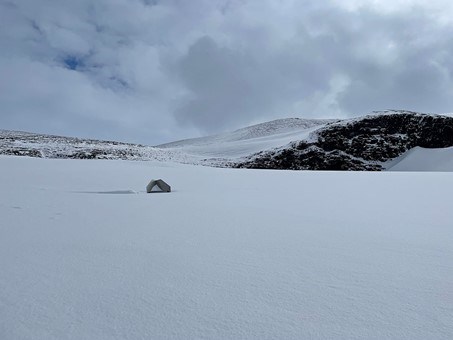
[175,36,275,131]
[332,8,453,114]
[174,32,337,132]
[2,0,453,144]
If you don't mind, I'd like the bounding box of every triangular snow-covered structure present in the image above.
[146,179,171,193]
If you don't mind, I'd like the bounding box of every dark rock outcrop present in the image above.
[236,111,453,171]
[0,148,43,158]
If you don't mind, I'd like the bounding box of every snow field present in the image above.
[388,146,453,171]
[0,156,452,339]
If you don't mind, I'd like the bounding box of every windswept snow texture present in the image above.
[1,156,452,339]
[157,118,334,160]
[388,146,453,171]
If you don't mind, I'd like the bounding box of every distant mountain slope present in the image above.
[2,111,453,171]
[156,118,334,161]
[0,130,186,162]
[0,118,333,164]
[158,118,334,147]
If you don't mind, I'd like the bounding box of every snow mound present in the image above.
[387,146,453,171]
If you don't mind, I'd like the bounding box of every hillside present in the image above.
[2,111,453,170]
[0,129,187,163]
[0,118,335,165]
[236,110,453,170]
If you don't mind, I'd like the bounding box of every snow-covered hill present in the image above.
[0,129,189,163]
[1,156,452,339]
[159,118,333,148]
[237,110,453,170]
[157,118,335,163]
[2,111,453,171]
[0,118,335,165]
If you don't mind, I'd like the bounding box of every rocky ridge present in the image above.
[235,111,453,170]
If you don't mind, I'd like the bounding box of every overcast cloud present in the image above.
[2,0,453,144]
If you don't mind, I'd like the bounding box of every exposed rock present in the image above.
[0,148,43,158]
[236,111,453,171]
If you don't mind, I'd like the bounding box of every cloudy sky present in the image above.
[2,0,453,144]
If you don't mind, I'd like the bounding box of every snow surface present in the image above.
[157,118,334,160]
[387,146,453,172]
[0,119,335,166]
[1,156,452,339]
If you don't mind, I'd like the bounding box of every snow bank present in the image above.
[1,156,452,339]
[387,146,453,171]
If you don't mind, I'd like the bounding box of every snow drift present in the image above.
[388,146,453,171]
[1,156,452,339]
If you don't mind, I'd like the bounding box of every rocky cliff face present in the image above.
[236,111,453,171]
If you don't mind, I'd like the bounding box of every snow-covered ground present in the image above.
[157,118,334,160]
[0,119,334,165]
[1,156,452,339]
[388,146,453,171]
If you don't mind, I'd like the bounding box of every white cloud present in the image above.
[2,0,453,143]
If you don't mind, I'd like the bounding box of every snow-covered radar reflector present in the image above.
[146,179,171,193]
